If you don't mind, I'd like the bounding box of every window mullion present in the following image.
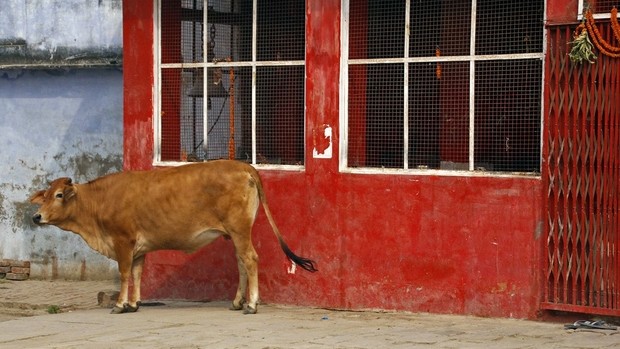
[202,0,209,159]
[251,0,257,165]
[468,0,477,171]
[155,2,161,162]
[403,0,410,170]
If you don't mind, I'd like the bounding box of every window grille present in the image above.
[579,1,620,19]
[156,0,305,166]
[343,0,544,174]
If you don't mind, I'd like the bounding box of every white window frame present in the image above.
[578,1,616,20]
[339,0,547,177]
[153,0,306,170]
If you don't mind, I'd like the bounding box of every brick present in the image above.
[0,273,5,279]
[1,259,30,268]
[0,266,11,273]
[11,267,30,274]
[11,260,31,268]
[6,273,29,281]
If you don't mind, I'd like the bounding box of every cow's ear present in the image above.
[30,190,46,205]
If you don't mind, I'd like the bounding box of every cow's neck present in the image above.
[57,183,118,260]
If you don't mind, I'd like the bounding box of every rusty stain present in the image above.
[0,193,7,222]
[51,255,58,280]
[80,259,87,281]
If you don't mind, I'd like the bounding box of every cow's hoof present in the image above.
[110,305,125,314]
[230,297,246,311]
[125,303,139,313]
[110,303,139,314]
[243,305,257,314]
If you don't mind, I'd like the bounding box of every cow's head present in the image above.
[30,177,77,225]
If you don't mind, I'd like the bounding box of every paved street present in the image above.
[0,280,618,348]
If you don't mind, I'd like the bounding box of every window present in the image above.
[341,0,544,174]
[156,0,305,166]
[578,0,619,19]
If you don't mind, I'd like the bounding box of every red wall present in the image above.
[123,0,546,318]
[547,0,579,24]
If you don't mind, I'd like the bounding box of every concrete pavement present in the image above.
[0,280,618,348]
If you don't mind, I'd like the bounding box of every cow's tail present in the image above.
[252,172,318,273]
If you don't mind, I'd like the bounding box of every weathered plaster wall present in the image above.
[0,0,123,280]
[0,0,122,66]
[0,68,123,280]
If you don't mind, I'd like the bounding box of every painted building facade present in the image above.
[123,0,620,319]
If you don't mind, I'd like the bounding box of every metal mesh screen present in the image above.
[409,1,471,57]
[474,60,542,172]
[475,1,544,55]
[346,0,544,173]
[409,61,470,169]
[588,0,620,14]
[256,66,305,165]
[366,64,404,168]
[158,0,305,165]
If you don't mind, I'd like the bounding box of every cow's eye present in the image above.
[55,192,63,199]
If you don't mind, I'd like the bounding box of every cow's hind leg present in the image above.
[230,254,248,311]
[231,236,259,314]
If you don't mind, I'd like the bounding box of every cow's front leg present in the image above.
[128,255,145,311]
[111,248,138,314]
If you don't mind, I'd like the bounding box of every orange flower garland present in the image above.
[611,7,620,42]
[584,7,620,58]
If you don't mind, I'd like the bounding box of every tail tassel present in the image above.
[280,242,318,273]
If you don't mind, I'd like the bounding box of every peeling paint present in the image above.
[0,193,7,222]
[312,124,332,159]
[67,152,122,182]
[534,220,543,240]
[491,282,508,294]
[12,201,37,233]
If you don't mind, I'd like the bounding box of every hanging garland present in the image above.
[611,7,620,42]
[570,6,620,63]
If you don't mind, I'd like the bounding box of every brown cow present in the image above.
[30,160,317,314]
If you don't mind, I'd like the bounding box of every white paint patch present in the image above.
[287,261,297,274]
[313,125,332,159]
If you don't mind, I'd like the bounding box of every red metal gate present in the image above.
[543,23,620,316]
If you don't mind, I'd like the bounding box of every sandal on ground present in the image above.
[564,320,618,330]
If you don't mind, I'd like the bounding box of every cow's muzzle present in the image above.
[32,213,43,225]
